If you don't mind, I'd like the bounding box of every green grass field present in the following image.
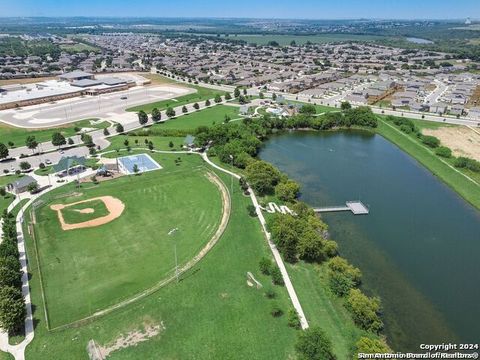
[127,85,225,114]
[0,119,105,148]
[32,154,223,328]
[103,135,186,153]
[23,153,301,359]
[60,199,110,224]
[154,105,240,131]
[376,118,480,210]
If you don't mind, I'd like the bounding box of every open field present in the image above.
[0,118,105,148]
[376,118,480,210]
[286,263,367,360]
[31,154,223,328]
[126,85,225,113]
[217,34,386,46]
[23,153,300,359]
[423,126,480,161]
[103,135,186,152]
[141,73,182,86]
[59,42,100,53]
[154,105,240,131]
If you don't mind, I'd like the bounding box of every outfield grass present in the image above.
[0,119,104,148]
[126,85,225,113]
[154,105,240,131]
[32,154,223,328]
[376,118,480,210]
[23,153,300,360]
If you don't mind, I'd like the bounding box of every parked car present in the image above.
[45,159,52,165]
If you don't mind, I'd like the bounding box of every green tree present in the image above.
[19,161,31,171]
[193,102,200,110]
[25,136,38,153]
[224,92,232,101]
[327,256,362,296]
[234,87,241,98]
[116,123,124,133]
[205,99,211,107]
[67,138,74,145]
[346,288,383,333]
[214,94,222,103]
[341,101,352,111]
[245,160,281,196]
[138,110,148,126]
[275,180,300,202]
[299,104,316,115]
[151,107,161,122]
[0,143,9,160]
[354,337,392,359]
[0,286,26,334]
[182,105,188,113]
[168,141,174,148]
[166,107,176,117]
[243,88,247,96]
[51,132,66,148]
[295,327,335,360]
[259,92,265,99]
[103,128,110,136]
[272,93,277,101]
[0,187,6,197]
[27,182,38,193]
[297,228,326,263]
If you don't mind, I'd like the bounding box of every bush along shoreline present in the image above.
[193,105,392,358]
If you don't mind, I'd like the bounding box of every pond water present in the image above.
[260,130,480,351]
[406,37,434,44]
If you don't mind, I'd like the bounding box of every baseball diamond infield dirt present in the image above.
[50,196,125,231]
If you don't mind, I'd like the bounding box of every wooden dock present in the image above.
[314,201,369,215]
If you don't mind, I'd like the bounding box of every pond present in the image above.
[260,130,480,351]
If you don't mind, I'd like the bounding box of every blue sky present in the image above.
[0,0,478,19]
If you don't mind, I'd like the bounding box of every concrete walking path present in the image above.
[201,153,309,329]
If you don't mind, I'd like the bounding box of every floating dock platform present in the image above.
[314,201,369,215]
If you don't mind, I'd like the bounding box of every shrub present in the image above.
[264,288,276,299]
[270,304,283,317]
[270,266,284,286]
[247,204,257,217]
[345,289,383,333]
[354,337,392,358]
[327,256,362,296]
[288,308,301,329]
[435,146,452,158]
[259,257,272,275]
[421,135,440,148]
[295,326,335,360]
[275,180,300,202]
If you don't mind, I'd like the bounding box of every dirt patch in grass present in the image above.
[88,322,165,359]
[423,126,480,161]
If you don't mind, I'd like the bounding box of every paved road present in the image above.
[424,80,448,105]
[0,98,233,174]
[0,85,194,128]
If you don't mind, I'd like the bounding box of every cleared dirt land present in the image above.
[423,126,480,161]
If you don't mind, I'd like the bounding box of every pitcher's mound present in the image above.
[50,196,125,231]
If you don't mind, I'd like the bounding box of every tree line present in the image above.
[0,211,26,335]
